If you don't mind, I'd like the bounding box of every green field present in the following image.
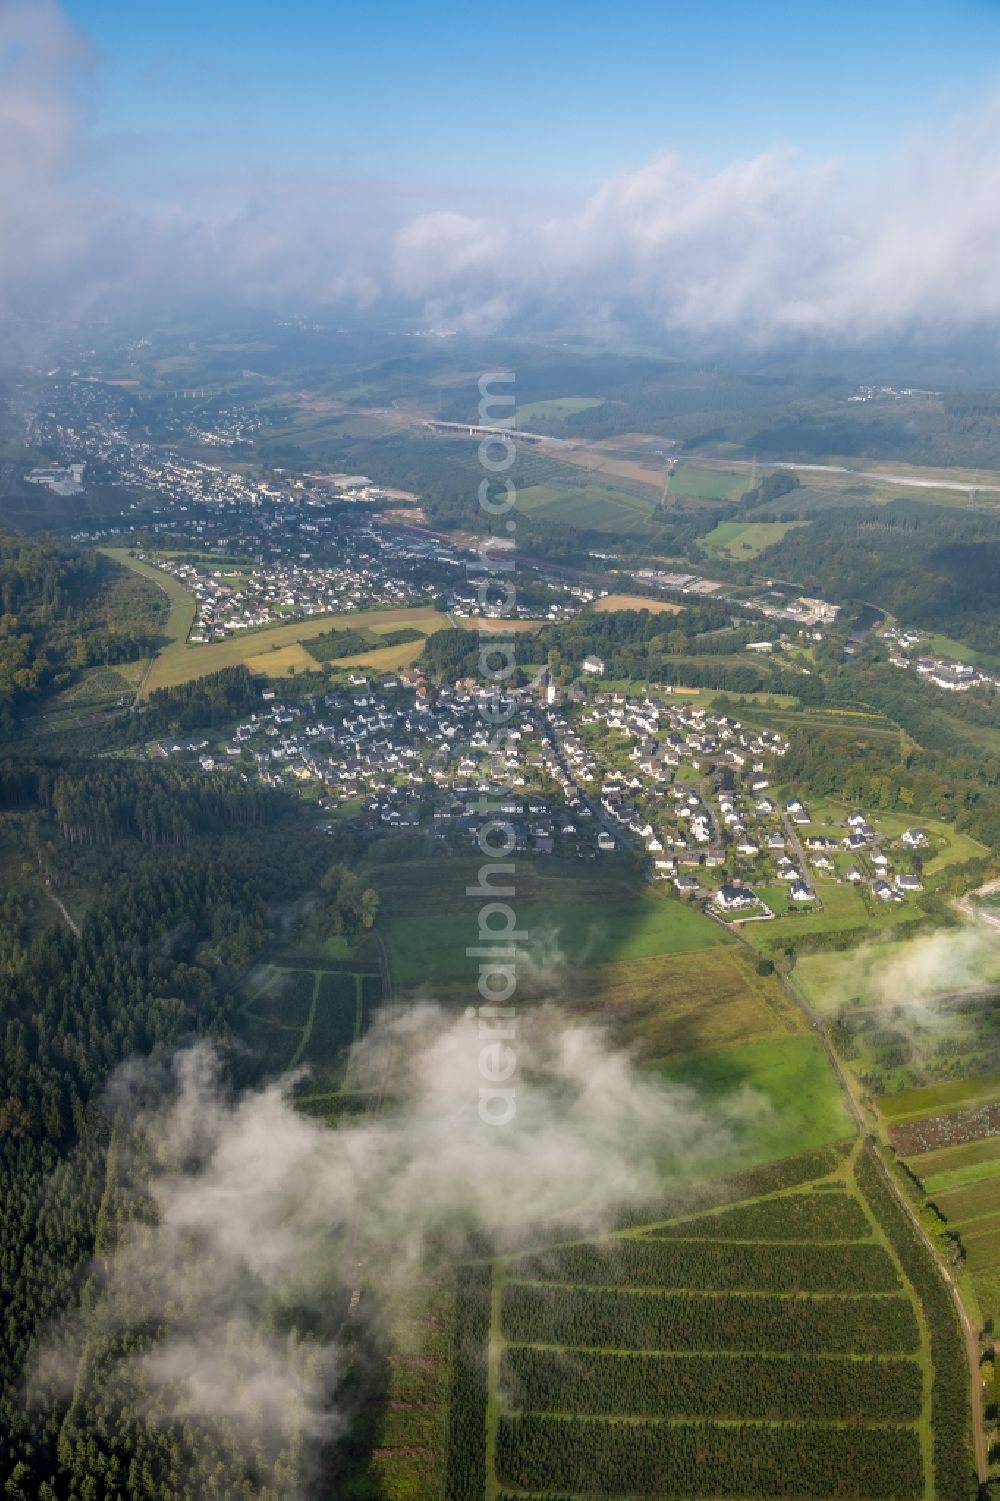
[383,892,729,989]
[702,518,810,558]
[667,465,746,501]
[744,876,922,954]
[661,1033,853,1165]
[514,480,661,533]
[909,1137,1000,1186]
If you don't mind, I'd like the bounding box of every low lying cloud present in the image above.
[7,2,1000,346]
[31,1006,765,1485]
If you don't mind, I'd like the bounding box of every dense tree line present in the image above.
[524,607,830,701]
[782,722,1000,854]
[856,1146,976,1501]
[501,1346,923,1423]
[0,761,353,1496]
[443,1265,491,1501]
[145,664,262,733]
[760,501,1000,652]
[0,756,278,847]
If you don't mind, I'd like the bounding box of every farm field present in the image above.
[796,934,1000,1016]
[880,1074,1000,1124]
[593,592,684,614]
[137,599,444,692]
[701,517,810,557]
[906,1134,1000,1323]
[570,946,807,1063]
[513,481,661,533]
[666,464,746,501]
[445,1141,973,1501]
[374,854,851,1169]
[381,891,729,989]
[661,1033,853,1163]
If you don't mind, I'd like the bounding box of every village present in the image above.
[882,623,1000,692]
[145,665,932,926]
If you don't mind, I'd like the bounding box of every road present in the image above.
[537,709,640,857]
[675,453,1000,498]
[414,412,1000,499]
[778,810,818,902]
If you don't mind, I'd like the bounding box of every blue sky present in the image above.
[7,0,1000,340]
[62,0,1000,193]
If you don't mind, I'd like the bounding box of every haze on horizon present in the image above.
[5,0,1000,348]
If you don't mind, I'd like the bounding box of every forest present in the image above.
[0,758,355,1498]
[0,533,165,731]
[758,501,1000,651]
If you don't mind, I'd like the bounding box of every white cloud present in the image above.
[30,1007,767,1480]
[6,1,1000,346]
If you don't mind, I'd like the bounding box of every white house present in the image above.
[717,883,757,912]
[582,655,606,676]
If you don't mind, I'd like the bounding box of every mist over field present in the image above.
[27,1008,767,1477]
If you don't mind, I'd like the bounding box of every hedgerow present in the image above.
[855,1145,975,1501]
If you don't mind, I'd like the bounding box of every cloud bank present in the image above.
[7,1,1000,346]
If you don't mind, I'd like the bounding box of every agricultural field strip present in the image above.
[490,1179,858,1262]
[494,1412,917,1428]
[503,1280,902,1298]
[881,1072,1000,1122]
